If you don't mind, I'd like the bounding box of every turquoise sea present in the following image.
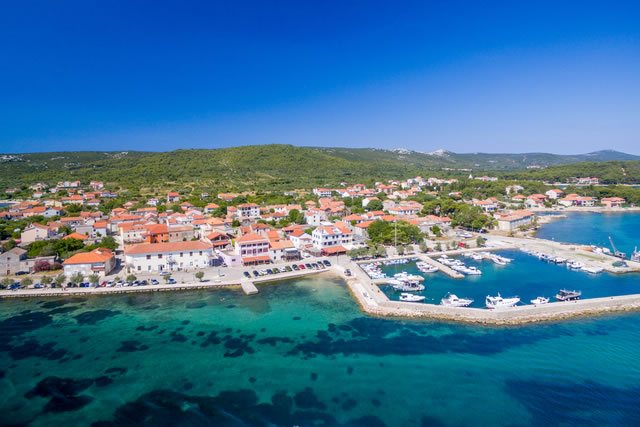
[1,213,640,426]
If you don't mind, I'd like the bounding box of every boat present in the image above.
[552,257,567,264]
[555,289,581,301]
[567,260,585,270]
[416,262,438,273]
[391,282,426,292]
[440,293,473,307]
[399,293,426,302]
[530,296,549,305]
[581,266,604,274]
[485,293,520,309]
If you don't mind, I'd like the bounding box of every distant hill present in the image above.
[1,145,638,191]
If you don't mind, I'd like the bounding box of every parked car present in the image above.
[305,263,312,269]
[167,278,177,284]
[34,283,43,289]
[344,269,352,276]
[291,264,299,271]
[151,279,159,285]
[323,260,331,266]
[15,271,28,276]
[299,264,306,270]
[243,271,251,278]
[284,266,292,272]
[252,270,260,277]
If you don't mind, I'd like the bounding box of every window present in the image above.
[199,251,202,255]
[158,254,163,259]
[180,252,183,257]
[146,255,151,260]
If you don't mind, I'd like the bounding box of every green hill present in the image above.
[1,145,638,191]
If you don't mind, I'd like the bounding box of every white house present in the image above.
[124,241,212,273]
[495,210,534,232]
[20,223,56,245]
[236,203,261,221]
[545,189,564,200]
[312,188,333,198]
[312,223,353,252]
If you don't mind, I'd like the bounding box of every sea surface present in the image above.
[2,212,640,426]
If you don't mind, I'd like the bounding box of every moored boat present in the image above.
[399,293,426,302]
[485,293,520,309]
[530,296,549,305]
[582,266,604,274]
[555,289,581,301]
[440,293,473,307]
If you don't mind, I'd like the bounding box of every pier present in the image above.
[417,254,464,278]
[240,279,259,295]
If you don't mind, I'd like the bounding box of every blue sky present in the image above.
[1,0,639,154]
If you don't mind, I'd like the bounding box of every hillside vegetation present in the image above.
[1,145,639,191]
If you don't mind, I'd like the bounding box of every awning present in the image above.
[242,255,271,264]
[321,245,347,255]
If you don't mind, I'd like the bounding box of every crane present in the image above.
[608,236,626,259]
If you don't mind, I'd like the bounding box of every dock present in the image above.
[240,279,259,295]
[417,254,464,279]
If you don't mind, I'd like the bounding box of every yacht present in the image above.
[399,293,426,302]
[552,257,567,264]
[485,293,520,309]
[530,296,549,305]
[555,289,581,301]
[440,293,473,307]
[416,262,438,273]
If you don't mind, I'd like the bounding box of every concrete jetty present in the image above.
[417,254,464,279]
[240,279,259,295]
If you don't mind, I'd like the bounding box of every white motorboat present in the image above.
[469,253,483,261]
[555,289,581,301]
[552,257,567,264]
[416,262,438,273]
[485,293,520,309]
[391,282,426,292]
[530,296,549,305]
[440,293,473,307]
[567,260,585,270]
[399,293,426,302]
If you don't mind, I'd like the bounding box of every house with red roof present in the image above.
[124,240,212,272]
[63,248,115,277]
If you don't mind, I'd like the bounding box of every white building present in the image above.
[495,210,534,232]
[236,203,261,220]
[312,188,333,198]
[312,223,353,251]
[124,241,212,273]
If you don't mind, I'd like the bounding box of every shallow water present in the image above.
[2,212,640,426]
[2,275,640,426]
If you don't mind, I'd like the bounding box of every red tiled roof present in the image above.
[64,248,114,265]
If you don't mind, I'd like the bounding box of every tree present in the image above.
[34,260,51,272]
[98,236,118,250]
[54,274,66,287]
[0,277,13,289]
[41,276,53,287]
[396,245,405,255]
[232,219,241,227]
[2,239,16,251]
[70,272,84,286]
[430,225,442,237]
[163,274,172,283]
[419,241,428,253]
[88,274,100,286]
[20,277,33,288]
[476,236,486,247]
[126,274,137,283]
[434,243,442,252]
[365,199,383,211]
[195,271,204,282]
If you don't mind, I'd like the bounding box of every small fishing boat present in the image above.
[555,289,581,301]
[399,293,426,302]
[440,293,473,307]
[582,266,604,274]
[530,296,549,305]
[486,293,520,309]
[567,260,585,270]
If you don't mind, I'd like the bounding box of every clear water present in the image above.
[536,211,640,256]
[2,276,640,426]
[2,212,640,426]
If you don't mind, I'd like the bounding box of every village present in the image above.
[0,173,635,295]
